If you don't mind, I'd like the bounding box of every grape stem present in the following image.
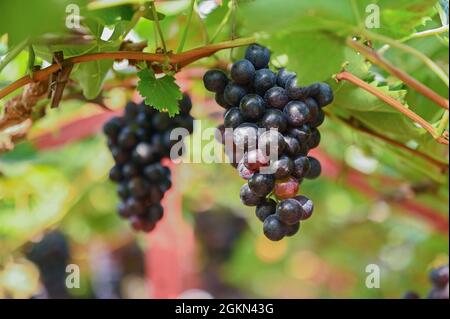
[334,71,449,145]
[0,37,255,131]
[347,38,449,111]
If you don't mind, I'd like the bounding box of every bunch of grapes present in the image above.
[103,95,193,232]
[404,264,449,299]
[203,44,333,241]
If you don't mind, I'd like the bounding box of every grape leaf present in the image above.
[137,68,182,116]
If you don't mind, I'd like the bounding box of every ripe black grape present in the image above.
[203,69,229,93]
[231,59,255,85]
[204,44,332,241]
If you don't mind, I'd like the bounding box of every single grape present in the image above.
[118,202,131,219]
[151,112,171,131]
[245,44,270,69]
[270,156,293,179]
[310,108,325,128]
[231,59,255,85]
[258,130,286,157]
[144,163,166,183]
[274,176,299,199]
[254,69,277,95]
[287,125,311,144]
[304,97,319,122]
[233,123,259,151]
[285,222,300,236]
[148,185,165,204]
[284,100,310,127]
[294,195,314,220]
[111,147,130,165]
[307,128,321,149]
[126,197,146,215]
[215,92,232,109]
[285,76,310,100]
[179,93,192,114]
[132,142,157,165]
[256,199,277,222]
[117,126,138,149]
[224,107,245,129]
[276,198,304,225]
[117,182,130,200]
[239,94,265,121]
[103,117,124,138]
[313,82,334,107]
[261,108,288,133]
[240,183,264,206]
[429,265,449,288]
[264,86,290,109]
[283,135,301,157]
[147,204,164,223]
[305,156,322,179]
[122,163,140,179]
[237,159,255,180]
[223,82,247,106]
[203,69,229,93]
[109,165,123,182]
[243,149,269,171]
[128,177,149,199]
[276,68,296,88]
[124,102,140,122]
[248,173,275,197]
[263,215,286,241]
[292,156,311,179]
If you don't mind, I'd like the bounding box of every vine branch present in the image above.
[0,37,255,131]
[347,38,449,110]
[334,71,449,145]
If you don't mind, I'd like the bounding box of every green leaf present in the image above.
[142,2,166,21]
[71,42,120,99]
[88,3,135,25]
[137,68,182,116]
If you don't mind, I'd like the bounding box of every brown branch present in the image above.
[327,111,449,173]
[0,37,255,133]
[335,71,449,145]
[347,38,449,110]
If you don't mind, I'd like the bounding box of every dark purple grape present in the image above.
[239,94,265,121]
[122,163,140,179]
[284,101,310,127]
[117,183,129,200]
[151,112,171,131]
[233,123,259,151]
[203,69,229,93]
[179,93,192,114]
[109,165,122,182]
[254,69,277,95]
[264,86,289,109]
[147,204,164,223]
[430,265,449,288]
[224,82,247,106]
[295,195,314,220]
[276,199,304,225]
[128,177,149,199]
[111,147,130,165]
[310,108,325,128]
[305,156,321,179]
[276,68,296,88]
[263,215,286,241]
[118,202,131,218]
[126,197,146,215]
[313,82,334,107]
[215,92,232,109]
[292,156,311,179]
[307,128,321,149]
[245,44,270,69]
[256,199,277,222]
[261,109,287,133]
[285,222,300,237]
[231,59,255,85]
[304,97,319,122]
[144,163,166,183]
[285,76,310,100]
[148,185,165,204]
[124,102,140,122]
[224,107,244,129]
[132,142,157,165]
[248,173,275,197]
[103,117,124,138]
[118,127,138,149]
[287,125,311,144]
[240,183,264,206]
[283,135,301,157]
[258,130,286,156]
[270,156,293,179]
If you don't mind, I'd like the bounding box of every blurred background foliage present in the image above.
[0,0,448,298]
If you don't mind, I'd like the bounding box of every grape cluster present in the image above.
[103,95,193,232]
[203,44,333,241]
[404,264,449,299]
